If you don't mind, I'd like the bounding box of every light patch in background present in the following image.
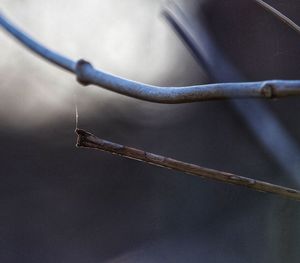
[0,0,205,130]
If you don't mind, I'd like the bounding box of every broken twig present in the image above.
[76,129,300,201]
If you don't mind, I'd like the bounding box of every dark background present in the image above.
[1,0,300,262]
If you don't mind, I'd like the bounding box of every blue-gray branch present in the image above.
[1,12,300,103]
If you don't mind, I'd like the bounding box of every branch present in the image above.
[76,129,300,201]
[1,12,300,103]
[0,12,75,73]
[255,0,300,35]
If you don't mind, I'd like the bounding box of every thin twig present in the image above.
[255,0,300,34]
[1,12,300,103]
[76,128,300,201]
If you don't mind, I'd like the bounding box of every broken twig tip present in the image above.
[75,128,94,148]
[73,129,300,202]
[75,128,92,137]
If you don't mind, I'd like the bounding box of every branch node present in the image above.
[75,59,93,86]
[261,82,274,98]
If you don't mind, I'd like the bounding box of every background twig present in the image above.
[255,0,300,34]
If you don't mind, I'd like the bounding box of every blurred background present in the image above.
[1,0,300,262]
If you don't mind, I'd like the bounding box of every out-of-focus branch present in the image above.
[76,128,300,201]
[162,1,300,185]
[1,13,300,103]
[255,0,300,34]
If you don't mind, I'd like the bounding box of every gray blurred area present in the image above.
[1,0,300,262]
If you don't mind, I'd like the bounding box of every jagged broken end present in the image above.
[75,128,94,148]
